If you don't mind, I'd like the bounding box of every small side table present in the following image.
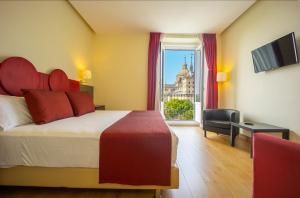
[231,122,289,158]
[95,105,105,110]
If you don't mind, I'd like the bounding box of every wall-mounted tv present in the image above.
[251,32,299,73]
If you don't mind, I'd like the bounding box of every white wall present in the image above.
[220,1,300,141]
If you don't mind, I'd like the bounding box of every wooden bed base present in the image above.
[0,165,179,198]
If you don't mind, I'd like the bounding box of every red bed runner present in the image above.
[99,111,171,186]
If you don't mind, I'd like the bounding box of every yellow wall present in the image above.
[0,1,94,81]
[0,1,151,110]
[92,33,149,110]
[220,1,300,140]
[216,34,222,108]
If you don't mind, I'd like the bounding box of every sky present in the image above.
[164,49,194,84]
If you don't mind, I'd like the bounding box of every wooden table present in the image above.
[230,122,290,157]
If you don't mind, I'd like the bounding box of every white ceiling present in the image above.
[70,0,255,34]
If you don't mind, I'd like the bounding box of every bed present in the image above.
[0,57,179,197]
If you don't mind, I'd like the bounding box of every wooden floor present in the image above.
[0,127,252,198]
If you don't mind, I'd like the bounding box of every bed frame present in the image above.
[0,166,179,197]
[0,57,179,197]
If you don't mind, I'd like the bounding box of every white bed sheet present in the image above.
[0,110,178,168]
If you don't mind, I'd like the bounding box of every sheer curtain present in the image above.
[154,49,161,111]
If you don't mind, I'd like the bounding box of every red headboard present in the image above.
[0,57,80,96]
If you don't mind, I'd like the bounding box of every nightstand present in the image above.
[95,105,105,110]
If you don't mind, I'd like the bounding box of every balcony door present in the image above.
[160,43,204,123]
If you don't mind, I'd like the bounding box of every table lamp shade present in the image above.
[83,70,92,80]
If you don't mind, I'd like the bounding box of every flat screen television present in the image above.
[251,32,299,73]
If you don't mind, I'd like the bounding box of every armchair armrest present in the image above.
[253,133,300,198]
[229,111,240,123]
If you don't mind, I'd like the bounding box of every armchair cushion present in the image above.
[205,120,231,129]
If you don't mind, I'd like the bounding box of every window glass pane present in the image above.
[162,49,195,121]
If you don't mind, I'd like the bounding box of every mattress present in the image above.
[0,111,178,168]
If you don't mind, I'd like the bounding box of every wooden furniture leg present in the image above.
[155,189,161,198]
[204,130,207,137]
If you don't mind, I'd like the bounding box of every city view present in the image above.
[163,50,195,121]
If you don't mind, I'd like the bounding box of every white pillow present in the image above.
[0,95,32,131]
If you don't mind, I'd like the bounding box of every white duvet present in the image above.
[0,111,178,168]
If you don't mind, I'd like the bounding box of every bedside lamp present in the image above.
[216,72,227,82]
[81,69,92,84]
[83,70,92,80]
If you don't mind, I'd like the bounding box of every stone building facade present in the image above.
[164,58,194,102]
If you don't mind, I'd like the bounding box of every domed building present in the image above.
[164,57,194,102]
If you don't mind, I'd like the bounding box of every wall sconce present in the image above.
[80,69,92,84]
[216,72,228,82]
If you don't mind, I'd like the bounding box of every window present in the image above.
[160,35,204,123]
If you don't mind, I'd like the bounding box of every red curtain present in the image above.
[203,34,218,109]
[147,32,161,110]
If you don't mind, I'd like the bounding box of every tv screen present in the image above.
[251,32,299,73]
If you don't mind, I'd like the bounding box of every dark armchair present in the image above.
[203,109,240,141]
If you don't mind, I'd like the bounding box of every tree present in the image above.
[164,99,194,120]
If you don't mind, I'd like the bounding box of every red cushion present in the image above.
[49,69,69,91]
[24,90,74,124]
[66,91,95,116]
[69,80,80,92]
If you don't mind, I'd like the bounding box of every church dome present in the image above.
[177,63,190,77]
